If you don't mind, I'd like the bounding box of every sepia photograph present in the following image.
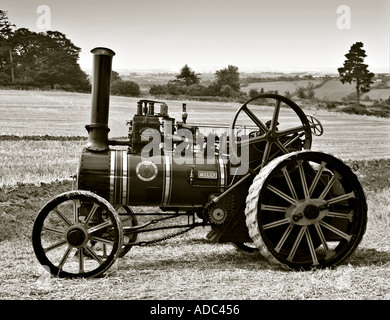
[0,0,389,305]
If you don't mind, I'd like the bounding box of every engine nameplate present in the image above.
[198,170,218,179]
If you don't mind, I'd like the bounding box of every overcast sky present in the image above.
[2,0,389,73]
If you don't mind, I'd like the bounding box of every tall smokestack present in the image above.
[86,47,115,151]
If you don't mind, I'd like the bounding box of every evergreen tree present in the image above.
[175,64,200,86]
[338,42,375,103]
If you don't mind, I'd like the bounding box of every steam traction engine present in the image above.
[32,48,367,278]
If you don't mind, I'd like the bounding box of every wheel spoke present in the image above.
[243,106,269,132]
[327,192,355,205]
[268,132,305,160]
[297,160,310,199]
[87,220,112,234]
[44,239,67,253]
[263,218,291,230]
[324,210,353,221]
[281,132,305,149]
[77,248,85,274]
[274,140,290,154]
[245,133,267,145]
[274,223,294,253]
[58,245,73,270]
[267,184,296,205]
[308,161,327,196]
[84,203,99,224]
[102,244,108,258]
[313,124,321,135]
[261,141,273,168]
[287,225,306,262]
[90,235,115,246]
[271,99,281,130]
[305,227,319,265]
[260,204,289,212]
[319,176,336,200]
[83,246,103,264]
[314,222,330,253]
[319,220,352,241]
[281,167,298,200]
[42,225,65,236]
[73,199,80,223]
[53,208,71,227]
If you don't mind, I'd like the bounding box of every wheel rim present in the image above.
[115,205,138,258]
[246,151,367,270]
[230,94,312,170]
[32,191,123,278]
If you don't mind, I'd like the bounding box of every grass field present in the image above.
[241,78,390,101]
[240,79,324,94]
[0,89,390,301]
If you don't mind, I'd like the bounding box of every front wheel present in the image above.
[245,151,367,270]
[32,191,123,278]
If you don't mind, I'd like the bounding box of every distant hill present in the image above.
[314,79,390,101]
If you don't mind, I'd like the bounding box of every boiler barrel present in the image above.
[77,149,227,207]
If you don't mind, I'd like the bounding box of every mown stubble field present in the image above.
[0,90,389,301]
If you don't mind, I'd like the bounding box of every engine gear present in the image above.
[208,206,228,225]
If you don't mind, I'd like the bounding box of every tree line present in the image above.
[149,64,243,98]
[149,42,375,104]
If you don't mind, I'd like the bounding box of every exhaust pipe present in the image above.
[86,47,115,151]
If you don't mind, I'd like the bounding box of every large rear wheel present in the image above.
[245,151,367,270]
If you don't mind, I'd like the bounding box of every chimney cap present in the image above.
[91,47,115,57]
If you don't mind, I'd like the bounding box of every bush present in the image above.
[111,80,140,97]
[149,84,168,95]
[342,92,358,102]
[166,81,186,95]
[306,82,315,100]
[295,82,315,100]
[342,103,367,115]
[186,84,211,96]
[219,84,234,97]
[150,82,221,98]
[249,89,259,99]
[295,85,307,99]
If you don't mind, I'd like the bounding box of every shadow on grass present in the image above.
[118,239,390,273]
[347,247,390,267]
[118,239,284,273]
